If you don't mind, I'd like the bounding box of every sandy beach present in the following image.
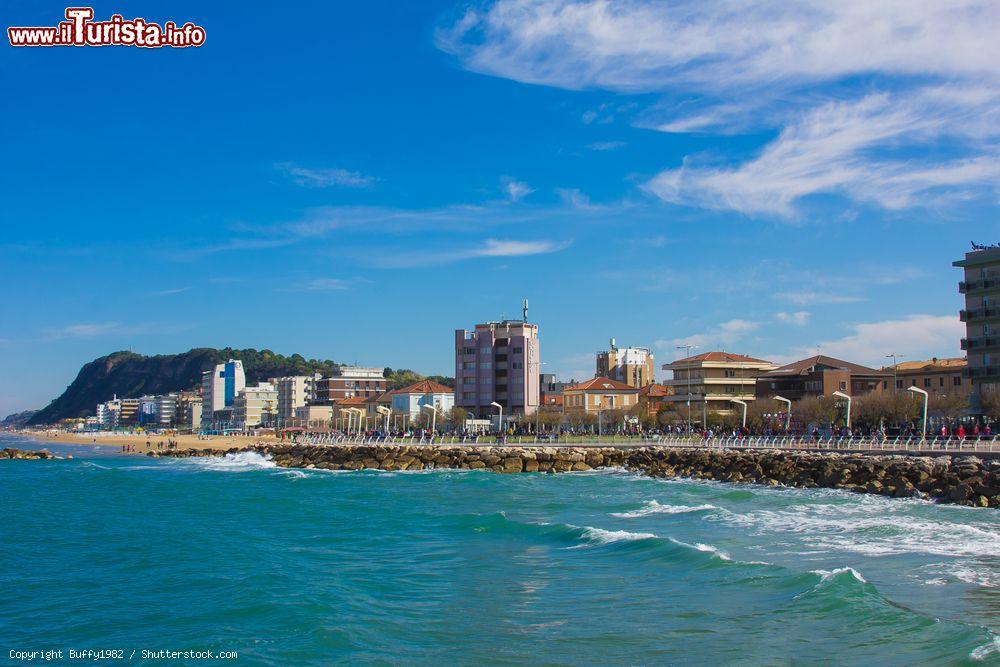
[22,430,280,454]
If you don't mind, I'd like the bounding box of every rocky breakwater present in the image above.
[1,447,57,460]
[155,444,1000,508]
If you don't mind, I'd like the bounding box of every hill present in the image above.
[27,348,340,425]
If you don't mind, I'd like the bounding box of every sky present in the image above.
[1,0,998,416]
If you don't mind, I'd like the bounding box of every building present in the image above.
[563,377,639,413]
[175,391,202,429]
[596,339,655,388]
[201,359,246,421]
[117,398,140,426]
[637,383,675,416]
[294,405,334,429]
[271,374,321,423]
[455,312,540,418]
[756,355,888,400]
[96,397,121,429]
[314,366,386,404]
[389,379,455,422]
[663,351,777,414]
[882,358,970,396]
[232,383,278,429]
[955,244,1000,401]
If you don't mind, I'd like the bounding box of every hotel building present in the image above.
[201,359,246,420]
[455,316,540,418]
[663,351,777,414]
[596,339,655,388]
[232,383,278,429]
[314,366,386,404]
[271,374,321,422]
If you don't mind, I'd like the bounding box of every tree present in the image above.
[794,396,838,430]
[928,393,969,422]
[981,386,1000,420]
[536,407,564,432]
[746,399,783,433]
[448,406,469,429]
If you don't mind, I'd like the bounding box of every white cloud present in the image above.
[588,140,626,151]
[501,176,534,201]
[149,287,189,297]
[41,321,190,341]
[774,291,864,306]
[298,278,354,291]
[776,311,810,326]
[656,318,760,352]
[774,314,964,368]
[439,0,1000,215]
[276,162,374,188]
[373,238,570,268]
[47,322,122,339]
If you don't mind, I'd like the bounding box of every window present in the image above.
[480,377,491,385]
[839,381,847,391]
[511,361,523,370]
[480,362,492,370]
[924,378,932,388]
[911,380,916,386]
[480,347,492,355]
[939,377,945,387]
[513,346,523,354]
[954,376,962,386]
[896,379,903,389]
[725,370,737,378]
[463,392,474,400]
[593,395,600,405]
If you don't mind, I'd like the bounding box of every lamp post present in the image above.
[730,399,747,428]
[908,386,929,441]
[490,401,503,434]
[774,395,792,433]
[675,344,699,434]
[422,404,437,435]
[886,353,904,394]
[832,390,852,429]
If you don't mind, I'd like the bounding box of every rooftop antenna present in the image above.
[522,298,529,323]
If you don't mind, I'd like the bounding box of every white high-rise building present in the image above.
[271,374,321,423]
[201,359,246,423]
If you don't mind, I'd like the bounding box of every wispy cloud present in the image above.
[373,238,571,268]
[588,140,626,151]
[287,277,371,292]
[41,321,193,341]
[148,287,190,297]
[656,318,760,352]
[276,162,374,188]
[775,311,810,326]
[501,176,534,202]
[439,0,1000,216]
[774,291,864,306]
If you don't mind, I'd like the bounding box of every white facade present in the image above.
[391,390,455,422]
[272,374,321,422]
[201,359,246,420]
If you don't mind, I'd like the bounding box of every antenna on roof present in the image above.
[522,298,529,323]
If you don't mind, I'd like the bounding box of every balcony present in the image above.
[960,308,1000,322]
[959,278,1000,294]
[961,337,1000,350]
[965,366,1000,379]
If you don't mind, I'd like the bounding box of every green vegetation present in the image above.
[382,367,454,390]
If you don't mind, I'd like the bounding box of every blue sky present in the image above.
[2,0,998,416]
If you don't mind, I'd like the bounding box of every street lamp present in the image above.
[908,386,929,441]
[490,401,503,434]
[774,395,792,432]
[675,344,699,434]
[730,399,747,428]
[422,404,438,435]
[832,391,852,429]
[886,353,904,394]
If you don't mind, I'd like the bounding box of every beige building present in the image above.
[563,377,640,413]
[294,405,334,429]
[271,374,321,423]
[595,339,655,388]
[882,357,970,397]
[232,383,278,429]
[663,351,777,415]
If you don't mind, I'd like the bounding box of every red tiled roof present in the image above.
[670,351,773,365]
[564,376,639,392]
[761,355,887,377]
[638,383,673,397]
[337,396,368,406]
[391,379,454,395]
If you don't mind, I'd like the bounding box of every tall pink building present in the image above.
[454,318,540,418]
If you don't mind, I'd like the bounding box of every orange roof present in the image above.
[638,383,673,397]
[337,396,369,406]
[540,394,564,406]
[670,351,773,365]
[391,379,454,395]
[564,376,639,392]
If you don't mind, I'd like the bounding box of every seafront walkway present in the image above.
[299,434,1000,456]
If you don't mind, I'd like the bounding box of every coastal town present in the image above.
[39,244,1000,441]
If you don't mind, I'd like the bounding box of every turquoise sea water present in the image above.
[2,434,999,666]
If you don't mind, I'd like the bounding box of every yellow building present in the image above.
[882,357,970,397]
[563,377,640,413]
[595,338,655,388]
[662,351,777,416]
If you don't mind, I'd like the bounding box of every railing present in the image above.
[292,434,1000,453]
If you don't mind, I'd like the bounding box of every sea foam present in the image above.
[611,500,717,518]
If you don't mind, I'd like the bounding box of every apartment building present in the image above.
[637,383,675,416]
[562,377,639,413]
[117,398,140,426]
[663,351,777,414]
[596,339,655,388]
[201,359,246,420]
[389,379,455,422]
[956,244,1000,395]
[455,316,540,417]
[756,355,888,400]
[882,358,970,396]
[271,374,321,422]
[314,366,386,404]
[232,383,278,429]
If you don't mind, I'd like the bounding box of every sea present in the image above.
[2,433,999,665]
